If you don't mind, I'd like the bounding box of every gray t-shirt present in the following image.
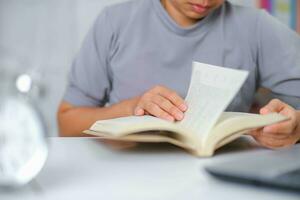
[63,0,300,111]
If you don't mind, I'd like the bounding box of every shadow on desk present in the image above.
[92,136,262,157]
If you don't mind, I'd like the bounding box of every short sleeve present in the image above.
[63,8,113,107]
[257,10,300,109]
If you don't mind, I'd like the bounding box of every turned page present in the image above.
[90,115,176,137]
[179,62,249,140]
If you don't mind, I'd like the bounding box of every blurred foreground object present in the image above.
[0,50,48,187]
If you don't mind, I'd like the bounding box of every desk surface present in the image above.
[1,137,299,200]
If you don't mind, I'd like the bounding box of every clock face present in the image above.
[0,97,48,186]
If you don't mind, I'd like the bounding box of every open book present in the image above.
[84,62,288,157]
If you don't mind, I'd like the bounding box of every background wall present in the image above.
[0,0,261,135]
[0,0,124,135]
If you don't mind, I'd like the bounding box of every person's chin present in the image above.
[185,11,209,21]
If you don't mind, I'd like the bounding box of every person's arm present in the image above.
[58,7,123,136]
[58,7,188,137]
[250,11,300,148]
[58,86,187,137]
[57,98,138,137]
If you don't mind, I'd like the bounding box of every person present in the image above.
[57,0,300,149]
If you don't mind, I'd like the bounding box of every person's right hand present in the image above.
[133,85,188,122]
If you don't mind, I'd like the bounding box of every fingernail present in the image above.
[260,108,269,114]
[134,108,144,116]
[166,116,175,122]
[263,126,272,132]
[175,112,184,120]
[179,104,188,111]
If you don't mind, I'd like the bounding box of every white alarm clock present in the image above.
[0,73,48,187]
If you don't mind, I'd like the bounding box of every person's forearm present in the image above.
[57,98,139,137]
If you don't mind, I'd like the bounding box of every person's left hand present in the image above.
[250,99,300,148]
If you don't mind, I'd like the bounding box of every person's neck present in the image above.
[161,0,201,27]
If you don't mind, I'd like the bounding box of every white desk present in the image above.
[1,137,299,200]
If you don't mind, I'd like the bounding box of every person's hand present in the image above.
[250,99,300,148]
[134,85,188,122]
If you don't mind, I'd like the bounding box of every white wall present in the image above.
[0,0,257,136]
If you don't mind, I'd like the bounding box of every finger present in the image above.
[134,107,145,116]
[260,99,285,114]
[249,128,263,137]
[260,130,290,140]
[151,95,184,121]
[263,108,296,134]
[253,134,287,149]
[153,86,187,112]
[263,121,295,135]
[251,129,290,140]
[258,136,297,149]
[144,101,175,121]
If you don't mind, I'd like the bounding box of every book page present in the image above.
[90,115,179,137]
[200,112,288,156]
[178,62,249,140]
